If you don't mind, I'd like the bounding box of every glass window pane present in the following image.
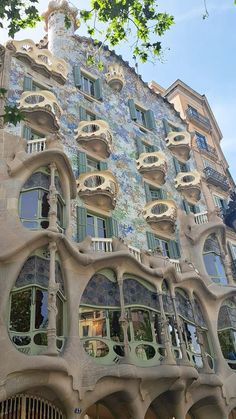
[97,218,106,238]
[79,309,107,338]
[218,330,236,359]
[10,290,31,332]
[109,311,124,342]
[41,192,50,218]
[57,199,64,226]
[203,254,217,276]
[86,215,95,236]
[131,310,152,342]
[35,289,48,329]
[20,190,38,218]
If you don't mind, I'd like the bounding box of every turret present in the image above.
[42,0,79,55]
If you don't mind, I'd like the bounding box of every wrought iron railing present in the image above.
[203,167,229,191]
[186,107,211,131]
[196,140,217,159]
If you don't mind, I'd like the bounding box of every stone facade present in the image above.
[0,1,236,418]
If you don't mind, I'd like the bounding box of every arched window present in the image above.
[9,248,65,355]
[19,167,65,231]
[203,234,227,285]
[218,297,236,369]
[175,289,210,368]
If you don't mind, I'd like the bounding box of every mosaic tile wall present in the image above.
[6,12,207,250]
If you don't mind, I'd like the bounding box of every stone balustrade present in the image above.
[136,151,167,185]
[75,120,112,159]
[6,39,68,83]
[77,170,118,210]
[165,130,191,162]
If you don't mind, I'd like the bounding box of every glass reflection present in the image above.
[131,310,152,342]
[83,340,109,358]
[10,290,31,332]
[79,309,107,338]
[35,289,48,329]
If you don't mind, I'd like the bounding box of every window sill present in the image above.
[79,90,102,104]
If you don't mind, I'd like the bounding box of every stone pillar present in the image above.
[171,291,191,365]
[47,240,59,355]
[157,291,176,364]
[117,274,130,359]
[190,297,212,373]
[48,162,58,232]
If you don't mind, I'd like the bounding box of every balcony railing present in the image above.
[7,39,68,83]
[203,167,229,191]
[27,138,46,153]
[75,120,113,159]
[186,107,211,132]
[196,140,217,159]
[91,238,180,270]
[165,130,191,162]
[194,211,209,225]
[136,151,167,185]
[175,171,201,204]
[19,90,62,131]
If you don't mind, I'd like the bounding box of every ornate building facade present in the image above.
[0,1,236,418]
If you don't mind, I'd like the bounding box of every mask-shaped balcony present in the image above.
[7,39,68,83]
[105,64,125,91]
[175,171,201,204]
[136,152,167,186]
[165,131,191,162]
[75,120,112,159]
[77,171,118,210]
[143,200,177,236]
[19,90,62,131]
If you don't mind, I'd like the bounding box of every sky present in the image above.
[1,0,236,180]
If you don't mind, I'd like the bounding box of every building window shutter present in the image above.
[99,161,108,171]
[79,106,87,121]
[163,118,171,135]
[77,206,87,242]
[228,242,235,261]
[169,240,181,259]
[152,145,159,152]
[135,137,144,156]
[94,78,103,100]
[182,200,190,213]
[128,99,137,120]
[74,66,82,88]
[145,109,156,130]
[23,125,32,140]
[77,151,87,175]
[23,76,33,91]
[160,189,167,199]
[107,217,119,238]
[146,231,157,250]
[173,157,181,174]
[194,204,200,214]
[144,182,152,202]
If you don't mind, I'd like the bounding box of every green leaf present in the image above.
[3,105,25,126]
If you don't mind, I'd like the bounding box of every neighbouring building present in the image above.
[0,0,236,418]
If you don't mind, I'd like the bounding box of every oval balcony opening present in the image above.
[143,155,159,164]
[182,175,195,183]
[152,203,169,215]
[25,94,45,104]
[174,134,185,142]
[82,123,100,134]
[84,175,105,188]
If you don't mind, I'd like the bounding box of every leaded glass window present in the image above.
[218,297,236,367]
[9,249,65,355]
[203,234,227,285]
